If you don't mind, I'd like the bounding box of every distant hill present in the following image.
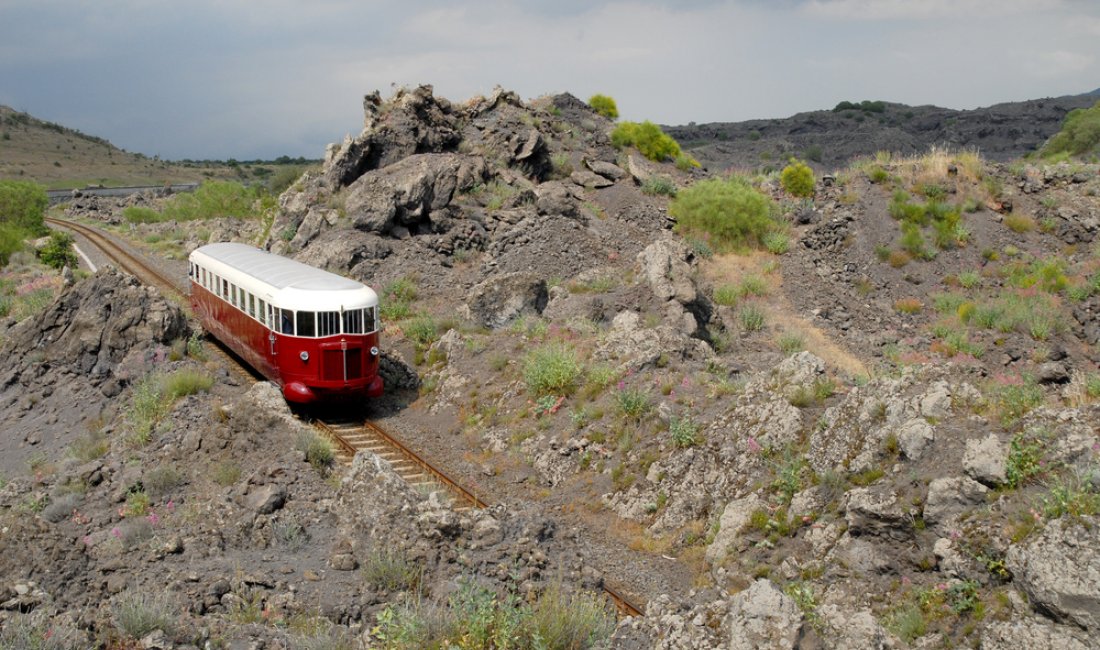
[665,93,1098,172]
[0,105,309,190]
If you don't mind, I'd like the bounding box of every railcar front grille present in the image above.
[321,345,364,382]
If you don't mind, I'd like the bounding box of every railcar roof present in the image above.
[193,243,364,292]
[189,244,378,312]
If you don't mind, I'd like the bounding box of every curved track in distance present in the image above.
[47,216,645,618]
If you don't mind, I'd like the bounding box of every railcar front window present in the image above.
[318,311,339,337]
[366,306,378,332]
[342,309,363,334]
[296,311,316,337]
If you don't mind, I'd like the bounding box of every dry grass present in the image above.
[889,146,985,189]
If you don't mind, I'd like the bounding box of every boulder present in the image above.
[246,485,287,515]
[896,417,935,461]
[962,434,1009,486]
[585,159,626,181]
[637,239,696,305]
[570,170,613,188]
[724,580,804,650]
[462,272,548,329]
[344,153,487,234]
[1006,520,1100,632]
[844,486,911,540]
[923,477,987,527]
[981,617,1092,650]
[705,493,763,567]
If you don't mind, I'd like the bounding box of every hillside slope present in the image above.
[668,93,1098,172]
[0,105,292,189]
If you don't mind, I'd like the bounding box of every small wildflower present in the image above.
[746,436,763,454]
[111,527,121,539]
[147,512,160,526]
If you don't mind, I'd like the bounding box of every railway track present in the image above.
[48,216,645,619]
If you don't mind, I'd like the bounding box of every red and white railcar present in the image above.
[188,243,383,404]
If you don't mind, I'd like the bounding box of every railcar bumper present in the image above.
[282,377,385,404]
[283,381,317,404]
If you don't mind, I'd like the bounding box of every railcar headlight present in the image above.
[370,346,379,356]
[300,351,309,361]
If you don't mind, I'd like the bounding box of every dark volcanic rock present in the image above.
[666,93,1099,171]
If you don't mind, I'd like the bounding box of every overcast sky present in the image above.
[1,0,1096,160]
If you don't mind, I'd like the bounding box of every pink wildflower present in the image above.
[111,527,121,539]
[147,512,160,526]
[746,436,763,454]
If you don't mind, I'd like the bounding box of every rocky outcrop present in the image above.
[324,85,462,188]
[1006,520,1100,633]
[344,153,487,235]
[1,267,187,380]
[636,238,711,338]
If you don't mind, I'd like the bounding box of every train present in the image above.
[188,242,384,404]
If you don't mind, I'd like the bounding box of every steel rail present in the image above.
[44,217,184,297]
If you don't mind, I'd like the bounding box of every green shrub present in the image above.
[616,387,652,420]
[713,284,738,306]
[675,154,701,171]
[39,231,77,270]
[780,159,814,198]
[122,206,166,224]
[164,369,214,398]
[525,583,615,650]
[363,548,422,592]
[670,176,780,251]
[161,180,272,221]
[112,591,180,639]
[587,94,619,120]
[402,316,438,347]
[610,121,683,162]
[669,415,701,448]
[641,176,677,197]
[0,180,48,235]
[1006,429,1047,488]
[1004,213,1036,233]
[0,222,27,268]
[738,304,766,331]
[523,343,582,396]
[0,611,79,649]
[762,231,789,254]
[993,377,1044,425]
[1041,100,1100,158]
[297,431,336,473]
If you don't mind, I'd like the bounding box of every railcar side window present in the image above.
[317,311,339,337]
[222,279,229,300]
[248,294,256,318]
[296,311,316,337]
[278,309,294,335]
[342,309,363,334]
[258,299,267,326]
